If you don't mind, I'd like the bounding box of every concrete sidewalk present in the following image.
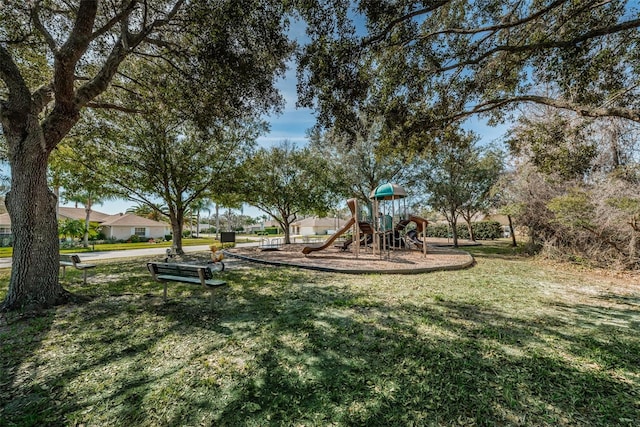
[0,242,259,269]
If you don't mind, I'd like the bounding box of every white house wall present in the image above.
[104,226,169,240]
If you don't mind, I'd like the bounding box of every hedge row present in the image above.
[426,221,503,240]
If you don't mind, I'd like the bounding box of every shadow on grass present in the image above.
[1,255,639,426]
[464,241,529,261]
[204,288,639,426]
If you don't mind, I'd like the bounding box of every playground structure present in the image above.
[302,183,429,257]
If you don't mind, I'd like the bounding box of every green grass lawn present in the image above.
[1,243,639,426]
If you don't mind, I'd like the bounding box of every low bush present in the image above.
[426,221,503,240]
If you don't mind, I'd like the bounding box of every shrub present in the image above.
[472,221,503,240]
[165,234,172,241]
[426,221,503,240]
[426,224,451,238]
[129,234,141,243]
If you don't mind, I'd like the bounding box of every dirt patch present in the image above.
[226,244,474,274]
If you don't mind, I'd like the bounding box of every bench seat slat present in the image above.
[156,274,202,284]
[155,274,225,286]
[147,262,226,306]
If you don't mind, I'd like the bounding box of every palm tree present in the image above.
[190,198,213,238]
[126,203,169,222]
[65,190,114,248]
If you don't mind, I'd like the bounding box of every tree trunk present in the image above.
[83,199,92,248]
[196,210,201,238]
[508,215,517,247]
[450,210,459,248]
[215,204,220,241]
[283,221,291,244]
[169,209,185,254]
[465,218,476,242]
[2,132,65,310]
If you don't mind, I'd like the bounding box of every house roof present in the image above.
[58,207,113,222]
[0,209,168,228]
[100,213,168,227]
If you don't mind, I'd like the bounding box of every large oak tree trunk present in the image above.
[2,130,65,310]
[283,222,291,244]
[169,209,185,255]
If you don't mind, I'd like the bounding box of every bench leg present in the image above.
[60,265,66,278]
[83,269,88,285]
[163,282,167,301]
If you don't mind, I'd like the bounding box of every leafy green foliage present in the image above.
[58,219,86,240]
[299,0,640,150]
[309,114,418,203]
[547,189,596,230]
[507,112,597,180]
[243,141,345,243]
[416,127,501,246]
[427,221,503,240]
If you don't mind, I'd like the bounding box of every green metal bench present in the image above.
[59,254,97,284]
[147,262,226,309]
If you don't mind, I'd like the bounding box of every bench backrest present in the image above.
[60,254,82,265]
[148,262,214,280]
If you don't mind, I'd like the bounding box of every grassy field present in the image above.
[1,243,639,426]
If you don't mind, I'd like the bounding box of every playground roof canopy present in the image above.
[370,183,407,200]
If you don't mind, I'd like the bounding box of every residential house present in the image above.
[245,220,282,234]
[0,208,170,241]
[97,213,170,240]
[290,216,350,236]
[59,207,170,240]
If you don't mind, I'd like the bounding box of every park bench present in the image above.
[59,254,97,285]
[147,262,227,309]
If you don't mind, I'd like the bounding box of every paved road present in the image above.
[0,242,259,269]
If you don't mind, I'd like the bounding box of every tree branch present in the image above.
[89,0,137,42]
[362,1,450,47]
[75,0,186,107]
[55,0,99,102]
[32,83,54,113]
[435,17,640,73]
[411,0,574,45]
[450,95,640,124]
[0,44,31,117]
[31,4,59,52]
[85,102,144,113]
